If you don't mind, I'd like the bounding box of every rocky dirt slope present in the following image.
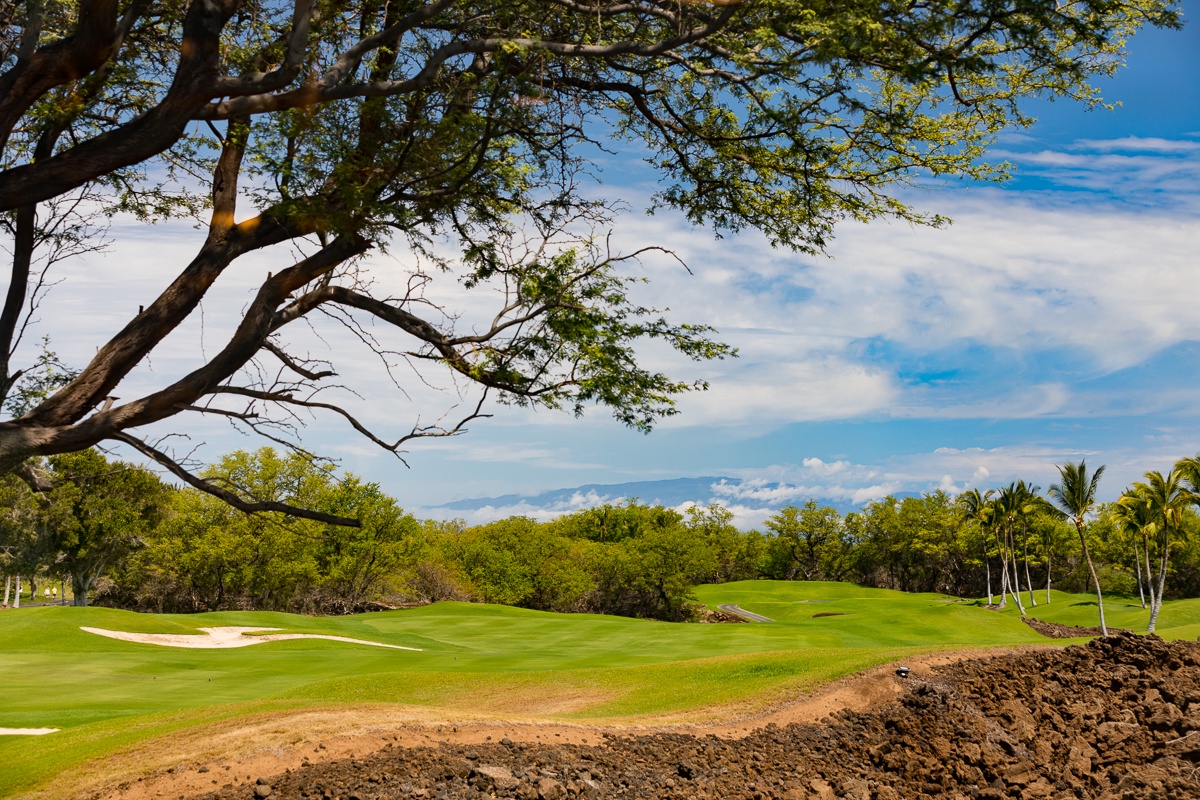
[192,633,1200,800]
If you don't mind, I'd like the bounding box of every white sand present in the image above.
[0,728,59,735]
[80,626,422,650]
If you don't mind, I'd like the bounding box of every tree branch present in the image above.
[112,432,361,527]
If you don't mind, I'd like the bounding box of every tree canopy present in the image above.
[0,0,1180,519]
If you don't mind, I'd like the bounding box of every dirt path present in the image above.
[46,645,1052,800]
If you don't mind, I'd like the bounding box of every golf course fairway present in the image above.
[4,580,1200,797]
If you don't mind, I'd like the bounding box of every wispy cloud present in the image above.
[1071,137,1200,154]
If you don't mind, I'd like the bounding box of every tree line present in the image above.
[3,448,1200,625]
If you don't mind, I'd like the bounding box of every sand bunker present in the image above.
[80,626,422,651]
[0,727,58,735]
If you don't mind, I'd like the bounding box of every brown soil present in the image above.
[696,608,750,624]
[1022,618,1132,639]
[811,613,846,618]
[58,635,1200,800]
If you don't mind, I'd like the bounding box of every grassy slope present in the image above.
[3,582,1198,795]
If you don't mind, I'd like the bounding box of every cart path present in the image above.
[717,603,774,622]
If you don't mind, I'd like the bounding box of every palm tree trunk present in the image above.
[1077,523,1107,636]
[1148,541,1170,634]
[1045,551,1052,604]
[981,524,994,605]
[1022,524,1037,607]
[1134,540,1146,609]
[996,525,1011,609]
[1007,526,1026,616]
[1143,533,1157,611]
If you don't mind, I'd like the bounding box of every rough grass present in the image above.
[3,581,1196,796]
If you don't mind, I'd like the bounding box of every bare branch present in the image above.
[112,432,362,527]
[211,384,492,453]
[262,341,336,382]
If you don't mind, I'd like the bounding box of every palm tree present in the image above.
[1016,480,1041,607]
[997,483,1026,616]
[1178,455,1200,497]
[987,496,1010,608]
[1132,469,1193,633]
[1113,490,1156,610]
[1040,509,1072,605]
[957,488,996,605]
[1047,461,1107,636]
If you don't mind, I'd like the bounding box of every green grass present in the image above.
[3,581,1198,796]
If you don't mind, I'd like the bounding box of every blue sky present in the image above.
[20,9,1200,527]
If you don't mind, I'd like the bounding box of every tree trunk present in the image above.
[1045,551,1052,604]
[1007,526,1026,616]
[1143,533,1157,611]
[3,574,9,606]
[981,525,993,606]
[997,526,1011,609]
[1147,542,1170,634]
[13,574,20,608]
[1022,525,1037,607]
[1077,523,1107,636]
[72,573,91,607]
[1134,540,1146,609]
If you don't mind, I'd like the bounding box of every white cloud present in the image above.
[662,358,899,427]
[1071,137,1200,154]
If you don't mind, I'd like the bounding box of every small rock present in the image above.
[538,776,566,800]
[253,786,272,799]
[474,765,520,791]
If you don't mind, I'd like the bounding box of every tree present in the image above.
[1122,469,1193,633]
[0,472,52,606]
[0,0,1180,519]
[856,492,960,594]
[1112,492,1156,609]
[685,504,763,583]
[956,488,994,605]
[109,446,425,611]
[1047,461,1108,636]
[43,448,168,605]
[996,483,1027,615]
[312,475,422,612]
[1027,501,1074,605]
[764,501,845,582]
[1016,481,1043,608]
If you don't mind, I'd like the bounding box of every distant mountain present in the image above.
[431,476,892,526]
[436,476,735,511]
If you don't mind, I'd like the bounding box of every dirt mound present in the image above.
[695,607,749,623]
[183,633,1200,800]
[1022,618,1131,639]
